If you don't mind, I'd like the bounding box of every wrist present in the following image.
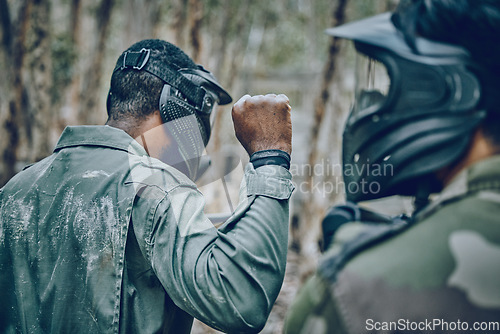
[250,149,291,170]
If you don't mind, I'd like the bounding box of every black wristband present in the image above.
[250,149,291,170]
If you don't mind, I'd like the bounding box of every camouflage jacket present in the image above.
[0,125,294,334]
[284,155,500,334]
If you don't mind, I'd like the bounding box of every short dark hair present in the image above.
[393,0,500,145]
[106,39,197,122]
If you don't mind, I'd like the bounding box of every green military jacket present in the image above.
[285,156,500,334]
[0,125,294,334]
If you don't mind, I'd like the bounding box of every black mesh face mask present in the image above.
[111,48,232,181]
[158,77,220,181]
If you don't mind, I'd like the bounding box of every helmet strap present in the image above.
[413,178,433,215]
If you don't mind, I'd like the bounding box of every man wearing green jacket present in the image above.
[285,0,500,333]
[0,39,294,333]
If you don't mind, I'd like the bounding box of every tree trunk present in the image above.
[210,0,251,154]
[70,0,82,43]
[58,0,83,129]
[0,0,31,186]
[170,0,189,49]
[78,0,114,125]
[123,0,163,48]
[0,0,12,185]
[291,0,349,256]
[188,0,203,63]
[26,0,53,162]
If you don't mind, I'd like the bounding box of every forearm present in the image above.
[152,164,293,332]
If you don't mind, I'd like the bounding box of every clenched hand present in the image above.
[232,94,292,156]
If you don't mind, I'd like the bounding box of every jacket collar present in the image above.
[54,125,148,156]
[417,155,500,220]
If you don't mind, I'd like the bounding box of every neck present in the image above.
[106,111,170,158]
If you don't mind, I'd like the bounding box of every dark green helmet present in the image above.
[326,13,486,202]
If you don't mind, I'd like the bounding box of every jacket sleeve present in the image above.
[132,163,294,333]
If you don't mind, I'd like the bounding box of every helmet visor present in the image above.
[352,52,391,119]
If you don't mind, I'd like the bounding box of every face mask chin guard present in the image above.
[326,13,487,203]
[112,48,232,181]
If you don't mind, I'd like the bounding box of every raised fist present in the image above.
[231,94,292,156]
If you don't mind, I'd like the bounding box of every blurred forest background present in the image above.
[0,0,407,332]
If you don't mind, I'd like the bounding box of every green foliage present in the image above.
[51,33,76,104]
[260,17,314,71]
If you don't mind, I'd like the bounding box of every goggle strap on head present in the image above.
[120,48,151,70]
[115,48,206,109]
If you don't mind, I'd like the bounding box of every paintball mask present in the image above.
[326,13,487,203]
[112,48,232,181]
